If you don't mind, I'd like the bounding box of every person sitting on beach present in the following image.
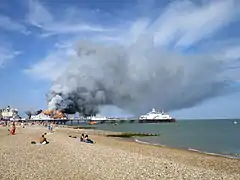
[80,133,85,142]
[83,135,94,144]
[31,134,49,145]
[39,134,49,144]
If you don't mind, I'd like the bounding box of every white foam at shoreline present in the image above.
[134,139,166,147]
[187,148,239,159]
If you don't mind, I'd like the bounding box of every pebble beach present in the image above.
[0,125,239,180]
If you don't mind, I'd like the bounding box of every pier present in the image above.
[65,118,176,125]
[4,118,176,125]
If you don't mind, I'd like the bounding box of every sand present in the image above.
[0,125,239,180]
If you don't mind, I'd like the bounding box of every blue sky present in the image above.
[0,0,240,118]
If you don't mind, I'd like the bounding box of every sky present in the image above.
[0,0,240,119]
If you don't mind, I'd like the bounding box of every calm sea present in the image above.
[70,119,240,158]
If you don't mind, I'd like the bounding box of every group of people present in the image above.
[33,132,95,145]
[47,123,55,133]
[7,121,94,145]
[80,133,94,144]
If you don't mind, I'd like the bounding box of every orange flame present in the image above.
[43,110,54,115]
[43,110,66,119]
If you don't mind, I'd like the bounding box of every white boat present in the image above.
[139,108,176,123]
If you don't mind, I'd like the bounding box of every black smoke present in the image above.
[25,109,43,119]
[46,39,233,116]
[48,85,108,116]
[25,110,32,119]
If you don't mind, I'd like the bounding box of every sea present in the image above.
[68,119,240,159]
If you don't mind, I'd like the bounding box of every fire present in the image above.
[52,111,65,119]
[43,110,66,119]
[43,110,54,115]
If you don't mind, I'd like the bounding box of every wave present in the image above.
[187,148,240,159]
[134,138,240,160]
[134,139,166,147]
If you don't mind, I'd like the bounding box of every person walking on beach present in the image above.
[47,123,50,130]
[9,122,16,135]
[50,122,54,132]
[21,122,25,128]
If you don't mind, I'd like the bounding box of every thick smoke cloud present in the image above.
[25,109,43,119]
[47,37,230,116]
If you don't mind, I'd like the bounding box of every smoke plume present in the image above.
[25,109,43,119]
[47,38,231,116]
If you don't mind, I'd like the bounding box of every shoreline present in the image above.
[65,126,240,161]
[66,125,240,160]
[64,127,240,175]
[1,125,240,179]
[133,138,240,160]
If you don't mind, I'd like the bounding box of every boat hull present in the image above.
[138,118,176,123]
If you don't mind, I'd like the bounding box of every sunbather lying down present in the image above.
[31,134,49,145]
[80,134,95,144]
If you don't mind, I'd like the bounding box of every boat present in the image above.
[138,108,176,123]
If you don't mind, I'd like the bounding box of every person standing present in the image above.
[10,122,16,135]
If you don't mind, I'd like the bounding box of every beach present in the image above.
[0,125,239,180]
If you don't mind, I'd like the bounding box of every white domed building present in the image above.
[0,106,20,120]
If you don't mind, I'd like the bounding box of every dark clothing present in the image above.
[85,138,94,144]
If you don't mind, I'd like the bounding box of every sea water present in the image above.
[86,119,240,158]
